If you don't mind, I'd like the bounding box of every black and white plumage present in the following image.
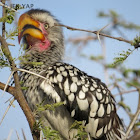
[18,9,124,140]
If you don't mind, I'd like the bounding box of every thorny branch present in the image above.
[0,82,15,96]
[0,1,39,139]
[0,2,17,12]
[55,23,132,45]
[0,35,39,140]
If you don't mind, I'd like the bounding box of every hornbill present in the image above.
[18,9,124,140]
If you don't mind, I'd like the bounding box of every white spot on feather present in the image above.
[107,104,111,114]
[90,111,96,117]
[77,81,82,86]
[40,81,53,96]
[62,71,67,77]
[72,77,78,83]
[59,83,62,89]
[70,83,77,92]
[97,88,101,92]
[71,109,75,117]
[57,68,60,73]
[74,71,77,75]
[108,119,112,130]
[90,96,99,113]
[53,76,57,83]
[67,65,73,69]
[40,81,61,102]
[79,90,85,99]
[105,97,109,104]
[100,98,105,103]
[111,104,114,111]
[85,118,99,138]
[69,71,74,77]
[98,104,104,117]
[68,93,75,102]
[64,88,70,95]
[93,83,98,88]
[96,92,102,100]
[57,74,63,82]
[64,79,69,89]
[56,63,61,66]
[48,66,52,70]
[96,127,103,137]
[82,86,88,92]
[60,66,65,71]
[76,97,89,110]
[49,76,53,82]
[48,71,54,75]
[104,125,108,133]
[103,90,106,94]
[90,86,95,91]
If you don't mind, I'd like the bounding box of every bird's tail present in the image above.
[105,115,125,140]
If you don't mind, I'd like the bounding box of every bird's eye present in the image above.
[44,23,49,30]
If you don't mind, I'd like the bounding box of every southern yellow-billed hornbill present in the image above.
[18,9,124,140]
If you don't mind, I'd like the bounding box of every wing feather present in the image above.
[40,62,124,139]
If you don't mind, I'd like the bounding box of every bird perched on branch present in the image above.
[18,9,124,140]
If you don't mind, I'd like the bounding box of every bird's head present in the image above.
[18,9,64,53]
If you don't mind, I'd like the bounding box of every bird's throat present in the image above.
[39,39,51,52]
[26,35,51,52]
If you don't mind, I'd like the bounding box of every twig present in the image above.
[6,129,13,140]
[97,23,110,47]
[128,129,140,140]
[114,89,138,96]
[0,98,15,126]
[5,96,13,103]
[8,43,15,46]
[123,89,140,140]
[22,129,27,140]
[0,16,39,140]
[68,36,97,44]
[0,2,17,12]
[0,34,39,140]
[16,130,21,140]
[17,68,47,80]
[0,82,15,96]
[2,71,14,96]
[55,23,132,45]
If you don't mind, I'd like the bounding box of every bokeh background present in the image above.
[0,0,140,139]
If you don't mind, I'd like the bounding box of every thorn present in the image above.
[2,71,14,97]
[0,98,15,126]
[16,130,21,140]
[97,23,111,47]
[6,129,13,140]
[22,129,27,140]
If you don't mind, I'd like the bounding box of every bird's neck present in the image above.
[20,44,64,73]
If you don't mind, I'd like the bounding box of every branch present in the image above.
[0,33,39,140]
[0,81,15,95]
[123,88,140,140]
[128,129,140,140]
[55,23,132,45]
[114,89,138,96]
[0,2,17,12]
[0,35,40,140]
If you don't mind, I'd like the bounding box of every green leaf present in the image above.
[70,121,88,139]
[112,49,134,67]
[42,127,61,140]
[37,102,64,111]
